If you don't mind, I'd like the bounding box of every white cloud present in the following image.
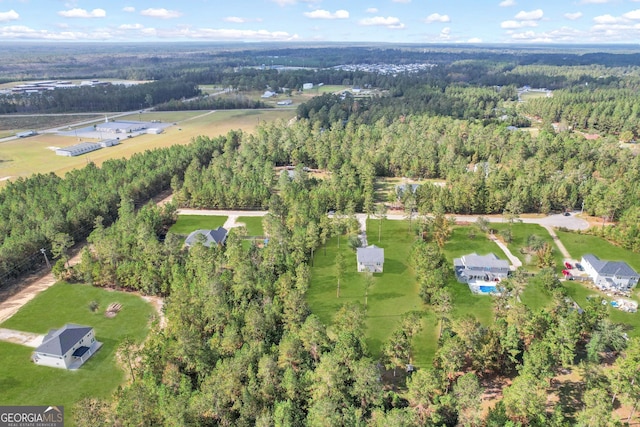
[0,24,113,40]
[140,8,182,19]
[424,13,450,24]
[0,9,19,22]
[593,14,621,24]
[304,9,349,19]
[564,12,583,20]
[123,6,135,13]
[501,19,538,29]
[119,23,144,30]
[623,9,640,20]
[468,37,482,43]
[366,8,378,14]
[439,27,451,40]
[58,8,106,18]
[159,27,299,41]
[499,0,516,6]
[514,9,543,21]
[224,16,246,23]
[359,16,405,29]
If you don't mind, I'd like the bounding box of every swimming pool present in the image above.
[479,285,498,294]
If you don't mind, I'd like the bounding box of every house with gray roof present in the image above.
[581,254,639,291]
[185,227,228,247]
[32,324,101,370]
[357,245,384,273]
[453,253,510,283]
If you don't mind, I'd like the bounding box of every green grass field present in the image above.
[308,219,435,366]
[555,231,640,272]
[237,216,264,236]
[0,109,295,182]
[169,215,227,234]
[491,223,565,271]
[0,282,153,426]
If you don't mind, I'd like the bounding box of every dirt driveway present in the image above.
[0,328,44,347]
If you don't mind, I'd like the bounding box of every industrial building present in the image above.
[55,142,102,157]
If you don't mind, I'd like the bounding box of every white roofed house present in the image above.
[453,253,510,284]
[32,324,102,370]
[357,245,384,273]
[184,227,228,247]
[581,254,639,292]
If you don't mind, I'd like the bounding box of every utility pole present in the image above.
[40,248,51,269]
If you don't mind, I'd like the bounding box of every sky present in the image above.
[2,0,640,44]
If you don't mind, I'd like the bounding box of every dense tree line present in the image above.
[0,80,200,114]
[0,135,224,285]
[155,93,271,111]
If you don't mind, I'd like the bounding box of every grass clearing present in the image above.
[308,220,433,366]
[0,109,295,182]
[490,223,564,271]
[0,282,153,426]
[169,215,227,234]
[236,216,264,236]
[555,231,640,272]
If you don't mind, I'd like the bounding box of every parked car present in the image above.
[575,263,584,271]
[563,212,571,216]
[565,262,573,269]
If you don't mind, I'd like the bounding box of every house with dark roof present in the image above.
[32,324,101,370]
[581,254,639,291]
[357,245,384,273]
[453,253,510,283]
[185,227,228,247]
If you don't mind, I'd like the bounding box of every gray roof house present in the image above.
[357,245,384,273]
[185,227,228,247]
[453,253,510,283]
[32,324,101,370]
[581,254,639,291]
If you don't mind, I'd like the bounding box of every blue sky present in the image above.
[2,0,640,43]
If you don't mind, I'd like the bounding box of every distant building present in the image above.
[185,227,228,247]
[55,142,102,157]
[98,139,120,148]
[261,91,276,98]
[356,245,384,273]
[146,128,163,134]
[302,83,313,90]
[96,120,147,134]
[581,254,639,291]
[277,99,293,106]
[16,130,37,138]
[454,253,510,283]
[32,324,101,370]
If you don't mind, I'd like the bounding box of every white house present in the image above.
[32,324,101,370]
[185,227,228,247]
[453,253,510,283]
[581,254,639,291]
[356,245,384,273]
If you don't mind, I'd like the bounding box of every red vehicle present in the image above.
[562,269,570,276]
[564,262,573,269]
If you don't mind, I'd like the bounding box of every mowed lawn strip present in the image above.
[0,282,153,425]
[169,215,227,234]
[236,216,265,236]
[490,223,564,271]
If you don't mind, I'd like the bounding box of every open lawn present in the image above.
[555,231,640,272]
[491,223,564,271]
[0,282,153,426]
[0,109,295,182]
[237,216,264,236]
[308,220,437,366]
[169,215,227,234]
